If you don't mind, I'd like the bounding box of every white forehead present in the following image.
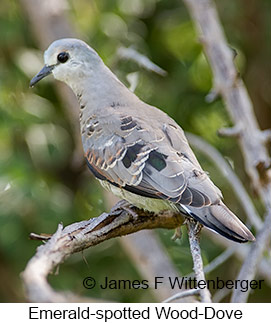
[43,38,100,65]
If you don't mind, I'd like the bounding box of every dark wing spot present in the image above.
[148,151,167,171]
[107,155,117,167]
[180,188,192,205]
[169,123,177,129]
[122,143,143,168]
[87,125,95,136]
[121,116,132,124]
[192,169,203,177]
[177,151,193,163]
[120,120,137,131]
[189,189,206,207]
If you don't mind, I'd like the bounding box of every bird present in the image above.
[30,38,255,243]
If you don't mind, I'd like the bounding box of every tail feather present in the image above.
[178,202,255,243]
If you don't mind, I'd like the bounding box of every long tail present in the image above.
[178,202,255,243]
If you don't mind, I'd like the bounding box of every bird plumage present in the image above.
[30,38,255,243]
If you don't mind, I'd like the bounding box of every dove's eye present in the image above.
[57,52,69,63]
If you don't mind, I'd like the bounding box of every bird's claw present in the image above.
[110,200,138,220]
[171,227,182,241]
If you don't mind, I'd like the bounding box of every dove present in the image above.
[30,38,255,243]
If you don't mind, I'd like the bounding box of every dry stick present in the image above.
[183,0,271,192]
[207,233,271,285]
[182,0,271,192]
[183,0,271,302]
[116,47,167,76]
[163,289,200,303]
[22,205,184,302]
[186,220,212,303]
[183,247,235,280]
[163,237,234,303]
[203,247,235,276]
[212,288,231,303]
[231,208,271,302]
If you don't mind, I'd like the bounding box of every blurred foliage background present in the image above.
[0,0,270,302]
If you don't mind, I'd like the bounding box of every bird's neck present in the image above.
[69,64,138,114]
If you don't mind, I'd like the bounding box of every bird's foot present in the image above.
[110,199,131,213]
[110,200,138,220]
[171,227,182,241]
[194,222,203,235]
[184,218,203,236]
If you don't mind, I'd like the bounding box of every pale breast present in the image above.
[98,180,179,213]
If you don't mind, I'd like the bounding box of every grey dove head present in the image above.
[30,38,102,87]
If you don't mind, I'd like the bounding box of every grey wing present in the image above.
[82,108,222,208]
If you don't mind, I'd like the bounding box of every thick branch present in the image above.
[22,204,184,302]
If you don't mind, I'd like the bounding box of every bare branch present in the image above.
[212,287,231,303]
[203,248,234,275]
[22,204,185,302]
[186,220,212,303]
[231,208,271,302]
[183,0,271,191]
[183,0,271,302]
[116,47,167,76]
[260,129,271,144]
[163,289,200,303]
[29,233,51,241]
[207,233,271,285]
[217,125,242,138]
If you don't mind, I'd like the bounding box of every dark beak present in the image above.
[30,65,55,87]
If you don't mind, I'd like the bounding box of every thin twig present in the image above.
[203,248,235,275]
[186,220,212,303]
[29,233,51,241]
[183,247,235,279]
[217,125,242,138]
[231,207,271,302]
[163,289,200,303]
[212,287,231,303]
[116,46,167,76]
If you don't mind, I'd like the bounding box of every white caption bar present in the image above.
[0,303,267,322]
